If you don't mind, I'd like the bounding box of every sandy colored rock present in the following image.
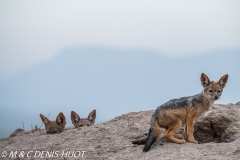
[1,104,240,159]
[9,129,24,137]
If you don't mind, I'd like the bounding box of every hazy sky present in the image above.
[0,1,240,138]
[0,0,240,80]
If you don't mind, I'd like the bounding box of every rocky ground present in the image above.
[1,103,240,160]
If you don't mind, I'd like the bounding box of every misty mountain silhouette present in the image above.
[0,47,239,138]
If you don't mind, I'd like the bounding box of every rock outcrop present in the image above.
[1,104,240,159]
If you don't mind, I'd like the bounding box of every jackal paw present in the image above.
[180,139,186,144]
[188,139,198,144]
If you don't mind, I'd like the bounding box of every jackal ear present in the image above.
[40,114,51,125]
[71,111,80,122]
[88,109,96,124]
[218,74,228,88]
[200,73,210,87]
[56,112,66,126]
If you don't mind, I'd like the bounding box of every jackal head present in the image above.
[71,109,96,128]
[40,112,66,134]
[201,73,228,101]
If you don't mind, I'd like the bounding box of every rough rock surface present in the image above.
[1,104,240,160]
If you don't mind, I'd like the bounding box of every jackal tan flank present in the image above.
[143,73,228,152]
[71,109,96,128]
[40,112,66,134]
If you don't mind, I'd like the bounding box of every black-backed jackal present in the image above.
[71,109,96,128]
[143,73,228,152]
[40,112,66,134]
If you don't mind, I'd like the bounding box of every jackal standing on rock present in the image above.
[143,73,228,152]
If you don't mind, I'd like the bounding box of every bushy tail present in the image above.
[143,117,160,152]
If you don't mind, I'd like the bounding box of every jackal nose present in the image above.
[214,96,219,100]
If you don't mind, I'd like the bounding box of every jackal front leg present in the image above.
[186,115,198,143]
[183,124,187,140]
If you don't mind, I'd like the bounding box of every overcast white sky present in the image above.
[0,0,240,81]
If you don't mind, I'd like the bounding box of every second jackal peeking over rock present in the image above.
[40,112,66,134]
[143,73,228,152]
[71,109,96,128]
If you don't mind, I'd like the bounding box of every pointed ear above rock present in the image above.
[218,74,228,88]
[201,73,210,87]
[88,109,96,123]
[40,114,51,125]
[56,112,66,126]
[71,111,80,122]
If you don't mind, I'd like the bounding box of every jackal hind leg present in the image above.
[164,117,185,144]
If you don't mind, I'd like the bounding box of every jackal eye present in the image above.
[208,89,212,93]
[218,90,221,93]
